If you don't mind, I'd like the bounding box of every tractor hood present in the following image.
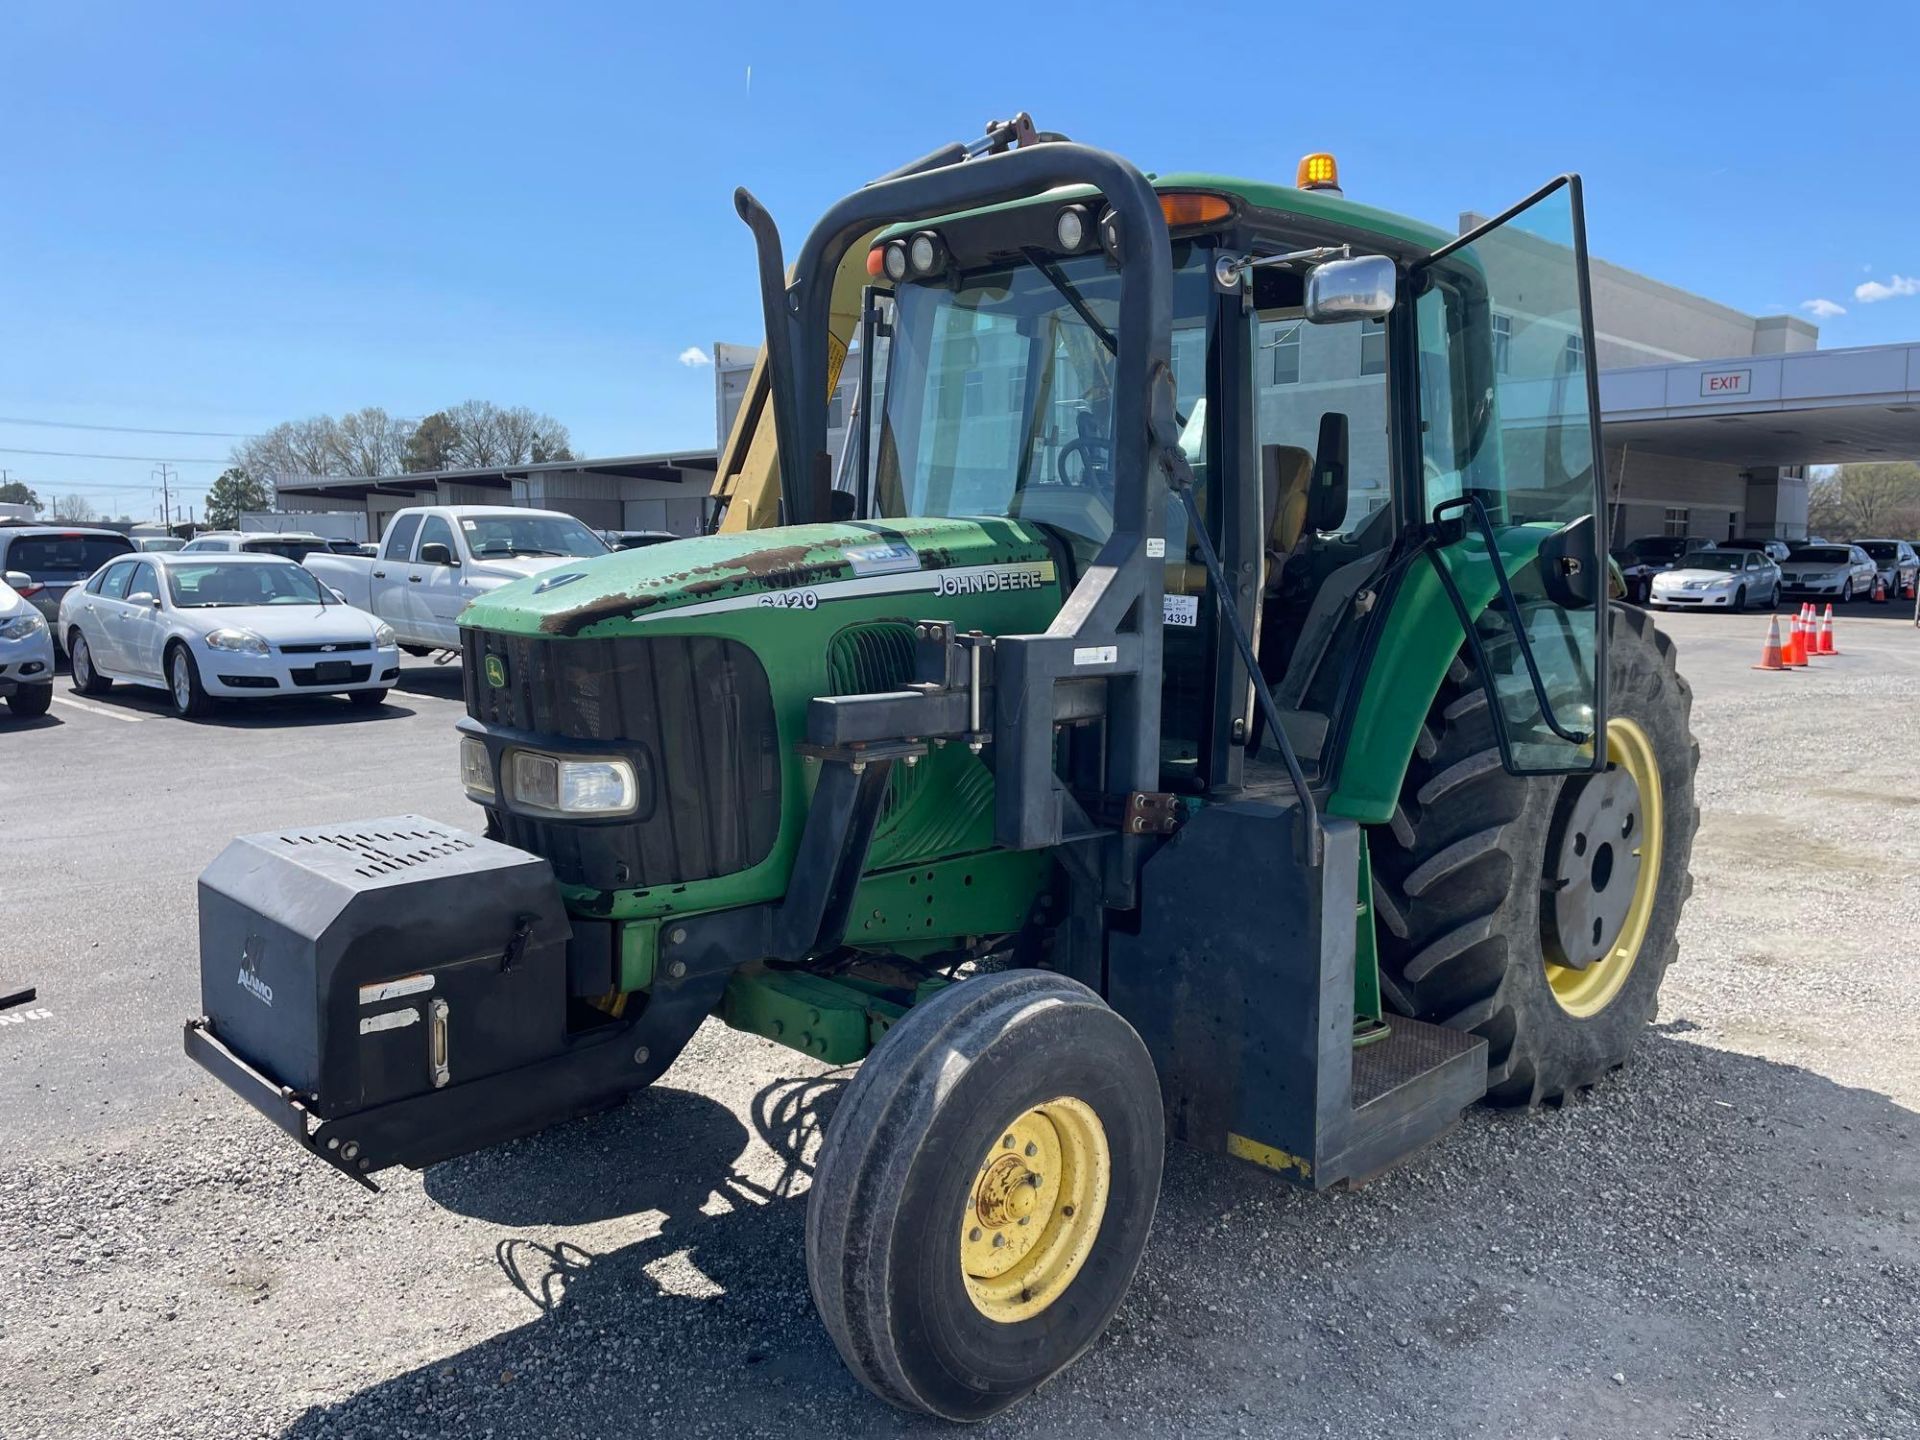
[460,517,1064,639]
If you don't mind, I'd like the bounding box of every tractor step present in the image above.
[1331,1016,1486,1186]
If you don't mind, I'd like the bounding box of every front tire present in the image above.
[6,684,52,717]
[1371,605,1699,1105]
[69,631,112,694]
[1733,585,1747,613]
[167,643,215,718]
[1842,580,1855,603]
[1769,582,1781,608]
[347,687,388,709]
[806,971,1163,1421]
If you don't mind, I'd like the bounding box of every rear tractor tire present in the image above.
[1371,604,1699,1105]
[806,971,1163,1421]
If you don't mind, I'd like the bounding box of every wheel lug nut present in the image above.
[968,1227,982,1242]
[1024,1142,1038,1157]
[992,1233,1006,1249]
[1002,1134,1015,1149]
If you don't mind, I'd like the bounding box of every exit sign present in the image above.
[1700,369,1752,397]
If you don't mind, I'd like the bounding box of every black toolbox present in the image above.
[194,816,572,1120]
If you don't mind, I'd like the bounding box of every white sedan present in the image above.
[1647,549,1782,612]
[57,553,401,718]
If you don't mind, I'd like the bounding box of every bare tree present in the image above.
[233,415,339,486]
[49,493,99,523]
[444,400,573,468]
[330,407,411,476]
[1808,463,1920,539]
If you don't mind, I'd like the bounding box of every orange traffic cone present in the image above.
[1799,604,1821,659]
[1818,603,1839,655]
[1872,574,1888,603]
[1782,611,1808,666]
[1752,613,1789,670]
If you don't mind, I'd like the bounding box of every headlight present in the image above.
[0,611,46,640]
[508,750,637,816]
[459,736,495,800]
[374,621,397,647]
[204,628,269,654]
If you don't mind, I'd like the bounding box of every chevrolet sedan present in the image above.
[1780,545,1879,603]
[1647,549,1781,613]
[57,553,400,718]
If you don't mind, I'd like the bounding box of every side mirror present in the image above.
[1305,254,1397,323]
[328,587,348,604]
[128,591,160,609]
[3,570,30,590]
[1309,412,1350,534]
[418,542,456,566]
[1537,513,1600,610]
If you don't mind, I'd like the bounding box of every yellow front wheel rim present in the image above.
[959,1097,1110,1323]
[1545,717,1664,1018]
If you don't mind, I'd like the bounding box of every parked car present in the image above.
[1855,539,1919,600]
[1647,548,1781,612]
[136,535,187,553]
[0,523,137,654]
[0,576,55,716]
[305,505,608,653]
[600,529,681,550]
[1617,536,1716,604]
[56,553,400,718]
[179,530,337,562]
[1715,537,1794,564]
[1779,544,1879,602]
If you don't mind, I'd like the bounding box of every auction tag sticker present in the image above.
[1146,537,1166,558]
[1073,645,1118,666]
[1163,594,1199,628]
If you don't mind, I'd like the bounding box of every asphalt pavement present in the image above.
[2,607,1916,1439]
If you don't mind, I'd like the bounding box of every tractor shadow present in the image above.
[277,1033,1920,1440]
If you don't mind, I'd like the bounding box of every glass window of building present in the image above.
[1492,313,1512,376]
[1359,318,1388,377]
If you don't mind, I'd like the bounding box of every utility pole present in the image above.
[152,464,178,533]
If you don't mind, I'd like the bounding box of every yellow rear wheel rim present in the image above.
[1545,717,1663,1018]
[960,1097,1110,1323]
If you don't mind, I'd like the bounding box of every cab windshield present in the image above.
[871,246,1212,552]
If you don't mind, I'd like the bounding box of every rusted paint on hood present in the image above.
[459,517,1054,639]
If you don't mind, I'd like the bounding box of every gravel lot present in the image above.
[3,607,1917,1440]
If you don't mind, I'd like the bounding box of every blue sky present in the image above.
[5,0,1917,517]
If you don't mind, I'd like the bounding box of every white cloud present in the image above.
[677,346,712,368]
[1853,274,1920,304]
[1801,298,1847,319]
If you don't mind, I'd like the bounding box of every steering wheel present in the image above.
[1053,438,1107,489]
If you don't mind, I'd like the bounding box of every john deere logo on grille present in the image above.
[484,654,507,689]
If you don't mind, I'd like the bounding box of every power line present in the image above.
[0,415,257,439]
[0,446,227,464]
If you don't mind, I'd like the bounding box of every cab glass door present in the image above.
[1416,176,1607,773]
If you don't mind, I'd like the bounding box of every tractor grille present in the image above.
[826,622,926,828]
[462,628,782,890]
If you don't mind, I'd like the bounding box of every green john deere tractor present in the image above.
[186,122,1697,1420]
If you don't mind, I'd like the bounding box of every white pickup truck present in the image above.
[305,505,610,652]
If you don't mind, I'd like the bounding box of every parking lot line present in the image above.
[50,693,151,723]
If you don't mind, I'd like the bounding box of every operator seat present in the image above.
[1260,442,1315,591]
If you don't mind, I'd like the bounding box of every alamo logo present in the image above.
[238,936,273,1007]
[936,565,1051,597]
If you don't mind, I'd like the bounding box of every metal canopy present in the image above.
[1599,343,1920,466]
